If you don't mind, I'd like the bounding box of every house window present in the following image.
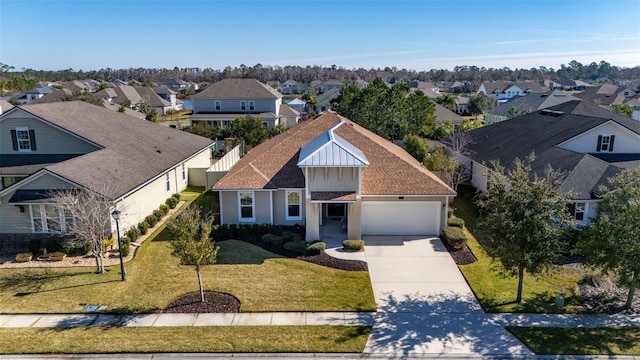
[165,173,171,192]
[12,127,36,152]
[30,204,75,233]
[240,101,247,111]
[597,135,615,152]
[215,100,221,111]
[181,164,186,182]
[569,202,586,221]
[286,191,302,220]
[249,101,255,111]
[238,192,254,221]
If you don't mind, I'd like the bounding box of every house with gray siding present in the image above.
[0,101,214,245]
[214,111,456,241]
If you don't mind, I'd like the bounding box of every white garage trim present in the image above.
[361,201,441,235]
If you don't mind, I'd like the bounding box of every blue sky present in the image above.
[1,0,639,71]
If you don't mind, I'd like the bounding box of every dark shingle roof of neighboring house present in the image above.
[278,104,299,117]
[135,87,170,107]
[480,81,549,94]
[27,89,73,104]
[214,111,455,196]
[431,101,463,125]
[462,100,640,199]
[159,79,188,86]
[192,79,282,99]
[154,87,177,95]
[111,85,143,105]
[574,84,633,106]
[489,90,581,117]
[9,101,214,199]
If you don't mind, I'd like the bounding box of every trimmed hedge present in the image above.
[145,214,158,228]
[261,233,284,246]
[343,239,365,252]
[120,235,131,257]
[447,206,455,218]
[28,238,41,256]
[447,216,465,228]
[166,196,179,209]
[159,204,170,215]
[284,241,307,254]
[212,224,305,243]
[442,226,467,249]
[172,193,181,200]
[126,226,141,242]
[306,241,326,255]
[138,221,150,235]
[153,209,164,221]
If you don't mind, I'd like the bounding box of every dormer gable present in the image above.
[297,120,369,168]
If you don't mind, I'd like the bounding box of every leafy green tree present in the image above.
[403,134,429,162]
[612,104,633,118]
[461,118,483,131]
[62,90,105,107]
[507,106,530,119]
[436,93,457,110]
[469,93,496,119]
[477,154,572,303]
[430,121,452,139]
[301,93,317,114]
[424,146,468,191]
[228,115,268,148]
[268,124,287,138]
[407,90,437,136]
[145,108,158,122]
[578,168,640,309]
[167,206,219,303]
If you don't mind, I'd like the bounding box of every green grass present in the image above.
[0,187,375,313]
[508,327,640,355]
[452,187,588,313]
[0,326,371,354]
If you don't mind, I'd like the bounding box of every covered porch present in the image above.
[305,191,362,242]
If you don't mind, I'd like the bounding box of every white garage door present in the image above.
[361,201,441,235]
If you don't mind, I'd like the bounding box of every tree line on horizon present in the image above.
[1,60,639,91]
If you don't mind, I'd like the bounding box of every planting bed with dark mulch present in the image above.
[162,291,240,313]
[298,252,368,271]
[442,237,477,265]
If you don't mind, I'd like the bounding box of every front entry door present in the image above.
[327,203,346,218]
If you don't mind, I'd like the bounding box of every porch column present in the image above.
[347,200,362,240]
[305,198,320,242]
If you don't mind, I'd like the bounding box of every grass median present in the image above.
[508,327,640,355]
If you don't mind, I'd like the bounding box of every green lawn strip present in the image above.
[0,326,371,354]
[507,327,640,355]
[452,191,585,313]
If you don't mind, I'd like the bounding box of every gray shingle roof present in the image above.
[488,90,580,117]
[16,101,214,199]
[480,81,549,94]
[192,79,282,99]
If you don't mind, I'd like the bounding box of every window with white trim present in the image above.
[181,164,186,182]
[239,192,254,221]
[249,101,255,111]
[286,191,302,220]
[15,127,32,152]
[30,204,75,233]
[165,173,171,192]
[215,100,221,111]
[240,101,247,111]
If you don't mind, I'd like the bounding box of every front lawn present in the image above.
[452,187,587,313]
[508,327,640,355]
[0,326,371,354]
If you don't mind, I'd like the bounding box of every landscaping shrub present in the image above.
[103,236,115,249]
[447,216,465,228]
[28,238,42,256]
[447,206,454,218]
[126,226,141,242]
[138,221,150,235]
[120,235,131,257]
[442,226,467,249]
[284,240,307,254]
[45,238,63,253]
[153,209,164,221]
[61,239,91,256]
[306,241,326,255]
[145,214,158,228]
[212,224,305,243]
[165,196,179,209]
[159,204,170,215]
[281,230,297,242]
[261,233,284,246]
[172,193,181,200]
[343,239,365,251]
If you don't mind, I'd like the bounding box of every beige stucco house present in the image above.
[213,111,456,241]
[0,101,214,244]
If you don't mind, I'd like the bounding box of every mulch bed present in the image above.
[162,291,240,313]
[298,252,368,271]
[441,237,477,265]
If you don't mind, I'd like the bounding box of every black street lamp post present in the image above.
[110,209,126,281]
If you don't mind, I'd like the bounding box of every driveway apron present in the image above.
[362,235,533,357]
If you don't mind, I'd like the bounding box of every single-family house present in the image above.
[190,79,299,129]
[316,87,341,114]
[134,87,172,115]
[286,98,307,114]
[484,90,581,124]
[158,79,190,92]
[574,84,636,108]
[454,96,470,115]
[317,80,344,94]
[0,100,14,115]
[409,81,441,99]
[0,101,214,246]
[13,85,56,104]
[213,111,456,241]
[154,87,183,111]
[477,81,550,102]
[447,100,640,225]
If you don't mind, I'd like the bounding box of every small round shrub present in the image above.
[159,204,170,215]
[306,241,326,255]
[261,233,284,246]
[120,235,131,257]
[45,238,63,253]
[28,238,42,256]
[165,196,179,209]
[145,214,158,227]
[442,226,467,249]
[103,236,115,249]
[126,226,141,242]
[447,216,465,228]
[281,230,297,242]
[153,209,163,221]
[172,193,181,200]
[284,241,307,254]
[447,206,455,218]
[138,221,150,235]
[343,239,365,252]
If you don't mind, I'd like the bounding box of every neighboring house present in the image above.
[101,99,145,119]
[477,81,549,102]
[0,101,214,244]
[279,80,311,95]
[158,79,190,92]
[454,96,470,115]
[213,111,456,240]
[154,87,183,111]
[134,87,172,115]
[545,79,593,91]
[431,100,464,127]
[62,80,101,93]
[409,81,441,99]
[13,85,56,104]
[111,85,144,107]
[286,98,307,114]
[447,100,640,225]
[190,79,299,129]
[0,100,14,115]
[574,84,636,108]
[317,80,343,94]
[484,90,581,123]
[316,87,341,113]
[94,88,118,102]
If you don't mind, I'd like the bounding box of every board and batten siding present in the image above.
[558,122,640,154]
[307,167,359,192]
[0,114,99,154]
[220,190,272,224]
[272,189,305,226]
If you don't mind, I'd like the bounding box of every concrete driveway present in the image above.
[362,235,533,357]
